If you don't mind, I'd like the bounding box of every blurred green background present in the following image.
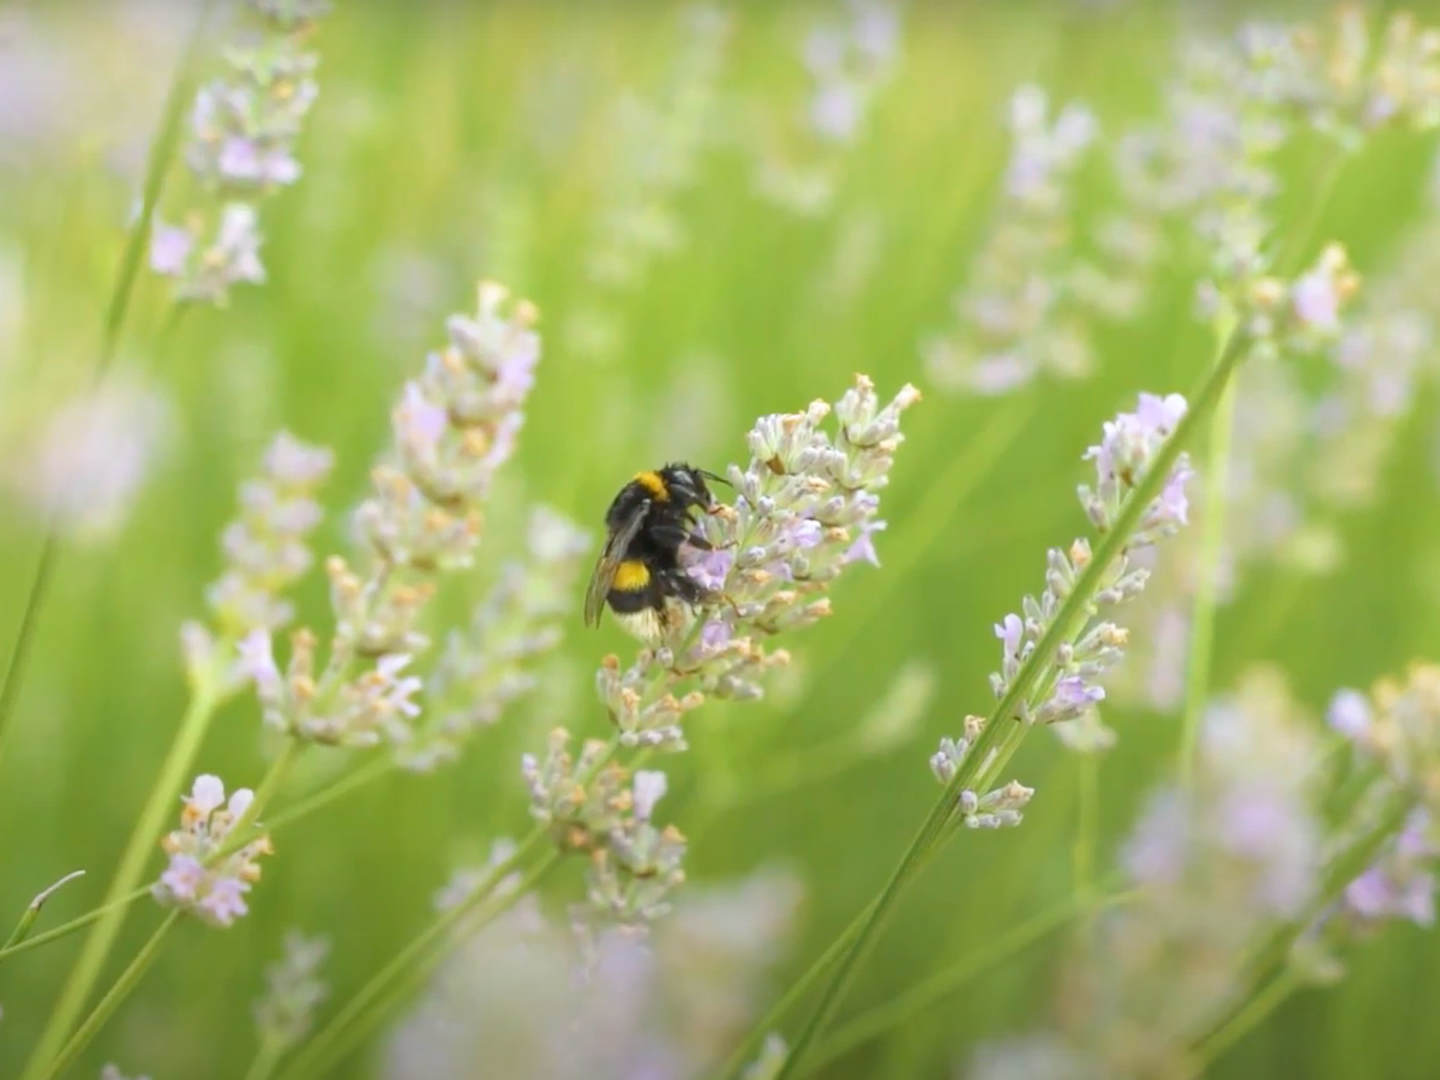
[3,1,1440,1076]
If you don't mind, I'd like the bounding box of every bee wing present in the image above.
[584,498,650,627]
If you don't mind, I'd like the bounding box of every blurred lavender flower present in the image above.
[253,930,329,1054]
[754,0,903,215]
[181,432,333,691]
[8,378,173,541]
[152,774,273,928]
[969,1033,1101,1080]
[1329,664,1440,809]
[743,1034,790,1080]
[1040,670,1324,1076]
[1341,811,1438,928]
[923,85,1098,394]
[239,282,539,748]
[433,838,521,912]
[400,507,590,772]
[150,0,328,304]
[384,866,801,1080]
[99,1067,150,1080]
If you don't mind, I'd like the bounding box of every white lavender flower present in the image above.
[239,283,538,748]
[150,0,328,304]
[253,931,329,1052]
[400,507,589,772]
[1329,663,1440,809]
[99,1067,150,1080]
[754,0,903,215]
[594,375,919,751]
[923,85,1098,394]
[432,838,520,912]
[152,774,273,928]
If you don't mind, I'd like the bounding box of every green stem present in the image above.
[803,890,1121,1075]
[0,886,152,965]
[277,826,553,1080]
[3,870,87,950]
[42,911,182,1080]
[262,755,395,836]
[772,327,1253,1079]
[20,680,223,1080]
[296,851,560,1078]
[1178,368,1237,787]
[0,0,214,774]
[1186,968,1300,1077]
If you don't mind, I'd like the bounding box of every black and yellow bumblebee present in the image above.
[583,463,724,643]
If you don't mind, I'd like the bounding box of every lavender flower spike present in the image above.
[595,374,920,751]
[151,0,330,304]
[239,282,540,749]
[932,390,1195,809]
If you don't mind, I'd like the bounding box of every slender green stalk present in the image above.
[1178,371,1237,787]
[0,0,215,773]
[0,886,152,965]
[42,911,182,1080]
[20,680,223,1079]
[262,755,395,836]
[294,851,561,1078]
[3,870,87,950]
[803,890,1118,1074]
[773,328,1253,1079]
[277,829,553,1080]
[1186,968,1301,1077]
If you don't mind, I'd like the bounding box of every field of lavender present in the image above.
[3,1,1440,1078]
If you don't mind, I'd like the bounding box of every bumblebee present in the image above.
[584,463,723,643]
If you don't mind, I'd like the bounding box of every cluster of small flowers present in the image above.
[386,866,801,1078]
[1200,240,1360,360]
[1340,809,1437,929]
[593,375,918,753]
[928,725,1035,829]
[1244,9,1440,149]
[566,5,731,360]
[399,507,590,772]
[239,282,539,748]
[152,774,273,928]
[753,0,902,215]
[1328,664,1440,810]
[151,0,329,304]
[182,432,333,691]
[522,731,685,929]
[252,931,329,1052]
[922,85,1098,395]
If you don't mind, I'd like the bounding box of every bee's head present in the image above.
[660,462,727,510]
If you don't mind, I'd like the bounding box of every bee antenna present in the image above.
[699,468,731,487]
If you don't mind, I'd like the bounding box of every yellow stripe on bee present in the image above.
[633,470,669,500]
[612,559,651,591]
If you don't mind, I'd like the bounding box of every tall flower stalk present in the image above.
[761,326,1253,1079]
